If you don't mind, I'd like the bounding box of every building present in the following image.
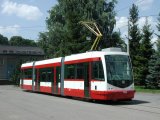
[0,45,45,84]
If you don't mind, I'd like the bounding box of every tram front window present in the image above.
[105,55,133,88]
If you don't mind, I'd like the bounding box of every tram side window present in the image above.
[92,61,104,81]
[65,63,85,79]
[39,68,54,82]
[41,72,46,82]
[65,64,75,79]
[47,71,53,82]
[76,63,84,79]
[23,69,32,79]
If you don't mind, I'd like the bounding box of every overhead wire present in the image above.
[116,15,159,29]
[116,0,145,13]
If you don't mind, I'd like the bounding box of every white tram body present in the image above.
[20,48,135,101]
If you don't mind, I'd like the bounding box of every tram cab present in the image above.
[94,47,134,100]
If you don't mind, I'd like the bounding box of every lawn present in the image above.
[135,86,160,93]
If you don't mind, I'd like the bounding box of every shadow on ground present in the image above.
[92,99,150,106]
[23,90,150,106]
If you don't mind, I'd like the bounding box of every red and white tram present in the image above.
[20,48,135,101]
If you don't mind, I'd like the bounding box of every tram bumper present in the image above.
[105,90,135,101]
[91,90,135,101]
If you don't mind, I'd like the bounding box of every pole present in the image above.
[127,18,130,54]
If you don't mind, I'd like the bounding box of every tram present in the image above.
[20,47,135,101]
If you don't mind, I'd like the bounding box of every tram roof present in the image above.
[21,48,128,68]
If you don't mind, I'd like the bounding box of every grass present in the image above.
[135,86,160,94]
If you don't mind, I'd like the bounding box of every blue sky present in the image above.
[0,0,159,43]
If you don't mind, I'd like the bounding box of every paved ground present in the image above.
[0,85,160,120]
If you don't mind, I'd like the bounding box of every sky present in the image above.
[0,0,159,43]
[115,0,160,44]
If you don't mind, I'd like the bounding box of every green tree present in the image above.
[146,43,160,88]
[139,18,154,85]
[156,13,160,53]
[24,39,37,47]
[10,36,37,46]
[128,4,142,85]
[38,32,50,57]
[145,13,160,88]
[45,2,73,57]
[111,31,126,50]
[10,36,23,46]
[99,1,118,48]
[39,0,124,58]
[10,61,22,86]
[156,13,160,52]
[0,34,9,45]
[156,13,160,39]
[157,38,160,52]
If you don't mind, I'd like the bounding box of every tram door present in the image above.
[51,68,54,94]
[84,63,90,98]
[21,70,24,89]
[55,66,61,94]
[35,69,40,91]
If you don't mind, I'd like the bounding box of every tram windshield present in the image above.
[105,55,133,88]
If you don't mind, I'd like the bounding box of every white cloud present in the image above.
[115,16,156,32]
[152,36,158,49]
[121,31,128,38]
[115,16,157,45]
[151,36,158,43]
[115,17,129,44]
[0,24,20,36]
[1,0,43,20]
[115,16,128,41]
[115,17,128,30]
[138,16,156,29]
[136,0,154,11]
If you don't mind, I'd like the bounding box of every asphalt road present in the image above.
[0,85,160,120]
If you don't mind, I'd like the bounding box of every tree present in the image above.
[95,0,118,48]
[44,2,74,57]
[0,34,9,45]
[128,4,142,85]
[146,43,160,88]
[10,61,22,86]
[156,13,160,39]
[145,13,160,88]
[38,32,50,57]
[10,36,37,47]
[39,0,124,58]
[139,18,154,85]
[24,39,37,47]
[10,36,24,46]
[111,31,126,51]
[156,13,160,52]
[157,38,160,52]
